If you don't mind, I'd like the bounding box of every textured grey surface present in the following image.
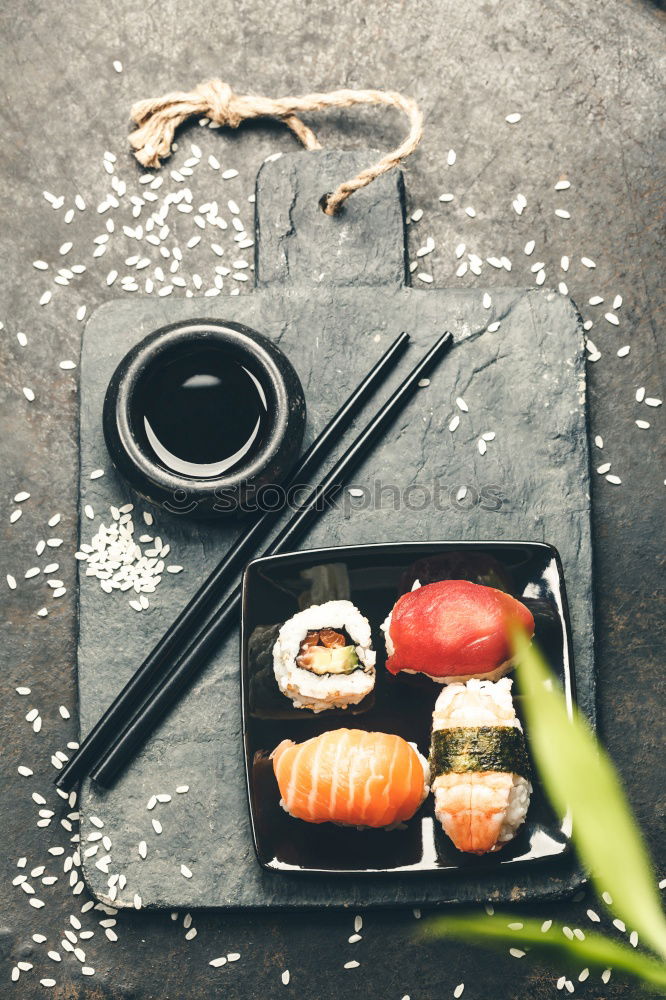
[1,0,663,996]
[254,150,408,288]
[78,149,592,910]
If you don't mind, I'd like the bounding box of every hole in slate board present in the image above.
[241,541,574,876]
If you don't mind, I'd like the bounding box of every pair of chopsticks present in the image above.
[56,330,454,791]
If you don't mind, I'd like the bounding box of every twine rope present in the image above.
[129,81,423,215]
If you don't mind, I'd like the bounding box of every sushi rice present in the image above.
[273,599,376,713]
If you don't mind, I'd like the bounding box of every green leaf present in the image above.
[422,913,666,992]
[512,630,666,959]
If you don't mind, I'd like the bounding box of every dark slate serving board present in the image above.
[77,150,594,910]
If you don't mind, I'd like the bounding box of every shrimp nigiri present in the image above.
[271,729,429,829]
[429,678,532,854]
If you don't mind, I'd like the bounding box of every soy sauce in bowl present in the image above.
[102,319,306,518]
[139,346,269,479]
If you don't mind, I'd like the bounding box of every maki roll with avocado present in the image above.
[272,600,376,713]
[429,678,532,854]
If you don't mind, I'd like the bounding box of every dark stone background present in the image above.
[0,0,663,997]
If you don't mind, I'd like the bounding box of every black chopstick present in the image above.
[89,332,454,788]
[56,332,410,792]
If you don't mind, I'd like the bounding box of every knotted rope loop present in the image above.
[129,81,423,215]
[203,80,242,128]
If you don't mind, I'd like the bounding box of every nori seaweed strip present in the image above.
[429,726,531,781]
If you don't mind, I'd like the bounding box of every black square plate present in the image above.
[241,541,575,877]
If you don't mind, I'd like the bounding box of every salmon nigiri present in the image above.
[382,579,535,683]
[271,729,429,828]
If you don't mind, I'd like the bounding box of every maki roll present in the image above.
[381,579,535,683]
[429,678,532,854]
[273,600,376,713]
[271,729,429,828]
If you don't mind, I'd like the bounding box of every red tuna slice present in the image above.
[385,579,534,679]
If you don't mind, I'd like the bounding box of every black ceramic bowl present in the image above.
[103,319,306,518]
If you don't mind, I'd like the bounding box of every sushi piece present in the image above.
[272,729,429,828]
[429,678,532,854]
[381,579,535,683]
[273,599,376,713]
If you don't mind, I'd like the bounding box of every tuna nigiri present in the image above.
[382,579,535,683]
[271,729,429,828]
[429,678,532,854]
